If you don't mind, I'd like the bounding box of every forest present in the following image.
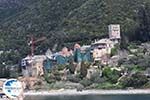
[0,0,150,66]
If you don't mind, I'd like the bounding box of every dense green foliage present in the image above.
[0,0,150,66]
[103,67,121,83]
[119,72,148,88]
[110,47,118,57]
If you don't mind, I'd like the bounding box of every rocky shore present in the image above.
[24,89,150,96]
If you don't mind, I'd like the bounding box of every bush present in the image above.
[93,61,101,67]
[0,66,10,78]
[130,65,145,73]
[80,62,91,79]
[90,71,106,83]
[67,62,76,74]
[124,65,144,74]
[44,69,62,83]
[67,75,81,83]
[52,70,62,81]
[94,82,123,89]
[143,82,150,89]
[110,48,118,57]
[55,64,66,71]
[119,72,148,88]
[44,73,56,84]
[136,56,150,70]
[79,79,92,87]
[128,43,138,49]
[102,67,121,84]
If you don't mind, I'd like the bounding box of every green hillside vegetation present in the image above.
[63,0,150,41]
[0,0,150,65]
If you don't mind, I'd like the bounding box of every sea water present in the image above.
[25,94,150,100]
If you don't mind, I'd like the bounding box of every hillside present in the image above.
[0,0,150,65]
[63,0,150,39]
[0,0,87,51]
[0,0,37,22]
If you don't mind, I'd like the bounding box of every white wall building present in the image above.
[108,24,121,44]
[91,24,121,64]
[91,38,114,61]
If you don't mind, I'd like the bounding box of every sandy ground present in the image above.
[24,89,150,96]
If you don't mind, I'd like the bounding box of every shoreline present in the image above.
[24,89,150,96]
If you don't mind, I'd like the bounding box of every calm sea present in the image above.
[25,94,150,100]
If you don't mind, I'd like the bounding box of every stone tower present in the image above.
[108,24,121,44]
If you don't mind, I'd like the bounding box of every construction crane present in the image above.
[28,35,46,56]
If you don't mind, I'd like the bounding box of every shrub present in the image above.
[102,67,121,84]
[55,64,66,71]
[52,70,62,81]
[136,56,150,70]
[79,79,92,87]
[44,69,62,83]
[124,65,142,74]
[110,47,118,57]
[67,62,76,74]
[118,58,126,66]
[94,82,123,89]
[90,71,106,83]
[128,43,138,49]
[119,72,148,88]
[143,82,150,88]
[80,62,91,79]
[44,73,56,84]
[67,75,81,83]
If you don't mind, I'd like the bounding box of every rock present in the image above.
[86,68,97,79]
[108,55,119,66]
[118,50,129,59]
[76,86,83,92]
[53,81,84,89]
[128,54,135,58]
[66,82,84,89]
[0,79,6,87]
[127,87,134,90]
[18,77,45,90]
[144,68,150,78]
[0,81,4,87]
[130,49,138,53]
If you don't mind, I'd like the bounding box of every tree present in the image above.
[136,3,150,42]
